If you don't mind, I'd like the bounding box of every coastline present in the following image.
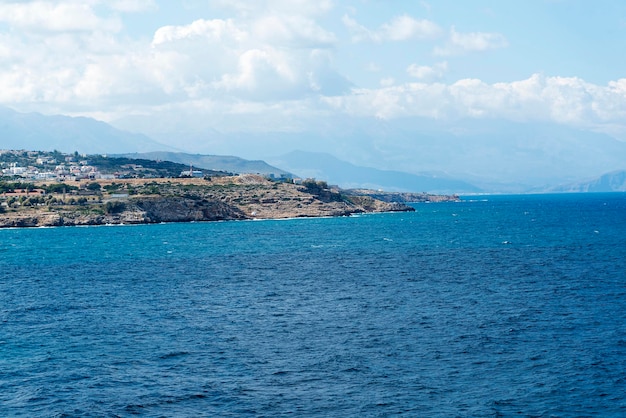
[0,175,457,229]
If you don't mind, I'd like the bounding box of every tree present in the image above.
[302,179,328,194]
[0,182,14,193]
[86,182,101,192]
[103,183,120,192]
[104,201,126,214]
[45,183,78,194]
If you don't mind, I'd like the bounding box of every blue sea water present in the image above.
[1,193,626,417]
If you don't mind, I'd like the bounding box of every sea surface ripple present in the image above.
[1,193,625,417]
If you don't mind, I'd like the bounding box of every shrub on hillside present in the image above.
[104,201,126,214]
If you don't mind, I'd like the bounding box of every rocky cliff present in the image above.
[0,175,421,228]
[343,189,459,203]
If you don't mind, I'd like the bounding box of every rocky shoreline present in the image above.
[0,175,457,228]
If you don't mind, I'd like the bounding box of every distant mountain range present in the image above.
[113,112,626,190]
[268,150,482,194]
[548,170,626,193]
[0,106,170,154]
[116,151,291,178]
[4,106,626,194]
[113,150,478,193]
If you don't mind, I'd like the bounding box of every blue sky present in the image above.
[1,0,626,180]
[121,1,626,85]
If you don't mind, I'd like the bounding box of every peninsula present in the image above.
[0,150,459,228]
[0,175,463,228]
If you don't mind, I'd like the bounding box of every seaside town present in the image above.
[0,149,202,181]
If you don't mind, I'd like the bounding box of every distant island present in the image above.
[0,150,458,228]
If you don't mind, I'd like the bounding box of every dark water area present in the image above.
[1,193,625,416]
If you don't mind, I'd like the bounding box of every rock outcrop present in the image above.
[343,189,459,203]
[0,175,425,228]
[134,197,248,222]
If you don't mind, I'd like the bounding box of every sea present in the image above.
[1,193,625,417]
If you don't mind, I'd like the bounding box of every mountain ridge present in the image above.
[5,106,626,194]
[115,151,291,178]
[0,106,172,154]
[548,170,626,193]
[268,150,482,194]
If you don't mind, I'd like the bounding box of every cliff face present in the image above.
[343,189,460,203]
[134,197,248,222]
[0,175,420,228]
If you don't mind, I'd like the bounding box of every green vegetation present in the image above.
[0,181,81,194]
[301,178,329,193]
[87,155,226,178]
[104,201,126,214]
[0,149,231,182]
[0,182,13,193]
[301,178,343,202]
[44,183,78,193]
[103,183,121,192]
[86,182,101,191]
[0,181,35,193]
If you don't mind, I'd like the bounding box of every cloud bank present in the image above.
[0,0,624,141]
[323,74,626,134]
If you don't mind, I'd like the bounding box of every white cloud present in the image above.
[218,48,296,92]
[0,1,334,114]
[384,15,442,41]
[343,14,442,43]
[252,15,336,48]
[152,18,247,45]
[435,26,508,56]
[148,17,346,101]
[0,0,625,143]
[0,1,121,33]
[322,74,626,132]
[407,61,448,81]
[109,0,158,13]
[211,0,333,18]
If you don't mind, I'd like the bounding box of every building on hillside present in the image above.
[37,172,57,180]
[36,157,57,165]
[3,163,27,176]
[97,173,116,180]
[180,165,203,177]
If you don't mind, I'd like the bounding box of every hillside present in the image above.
[0,149,228,180]
[116,151,291,178]
[0,176,421,228]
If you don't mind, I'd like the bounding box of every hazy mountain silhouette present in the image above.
[117,151,291,177]
[269,150,481,194]
[548,170,626,192]
[0,106,171,154]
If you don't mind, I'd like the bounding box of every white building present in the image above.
[37,172,57,180]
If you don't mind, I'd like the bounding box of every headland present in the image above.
[0,175,458,228]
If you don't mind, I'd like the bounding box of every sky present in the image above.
[1,0,626,175]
